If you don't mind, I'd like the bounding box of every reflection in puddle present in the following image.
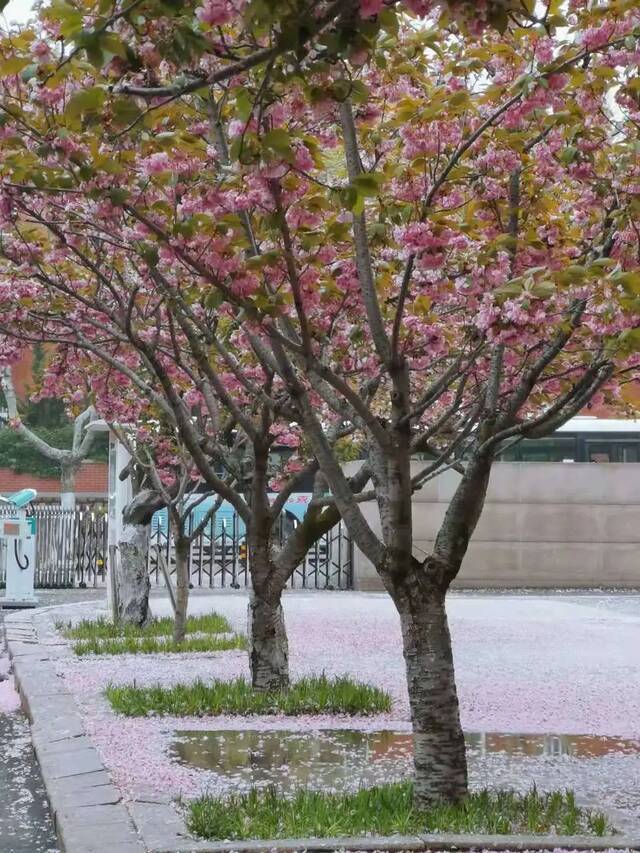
[170,729,640,791]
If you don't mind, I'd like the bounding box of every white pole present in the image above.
[106,435,132,612]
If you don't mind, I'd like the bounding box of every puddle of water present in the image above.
[169,729,640,791]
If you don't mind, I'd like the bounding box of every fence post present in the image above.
[108,544,119,625]
[157,546,177,616]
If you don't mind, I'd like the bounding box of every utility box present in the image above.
[1,488,37,609]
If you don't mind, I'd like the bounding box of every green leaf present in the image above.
[618,328,640,351]
[330,79,351,101]
[613,271,640,295]
[108,188,129,205]
[65,86,106,120]
[100,32,128,59]
[488,6,509,33]
[530,281,556,299]
[48,1,83,38]
[378,7,398,34]
[494,278,524,299]
[140,244,159,267]
[350,80,369,104]
[205,290,224,311]
[235,89,253,122]
[558,264,587,284]
[111,97,142,128]
[560,145,578,166]
[262,127,293,159]
[0,56,30,76]
[449,90,470,108]
[588,258,615,270]
[351,172,384,196]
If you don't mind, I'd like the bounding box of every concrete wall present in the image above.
[352,462,640,590]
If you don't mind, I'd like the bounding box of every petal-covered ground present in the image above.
[53,591,640,831]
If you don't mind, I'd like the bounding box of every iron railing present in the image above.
[0,504,107,589]
[0,504,352,590]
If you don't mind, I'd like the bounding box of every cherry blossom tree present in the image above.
[0,241,363,686]
[0,365,98,508]
[2,0,640,805]
[110,424,221,642]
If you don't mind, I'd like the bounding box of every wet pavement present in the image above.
[169,727,640,832]
[171,728,640,787]
[7,587,640,843]
[0,613,58,853]
[0,591,102,853]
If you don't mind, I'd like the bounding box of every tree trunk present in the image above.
[394,571,468,808]
[247,586,289,691]
[117,521,151,627]
[60,464,77,511]
[173,536,190,644]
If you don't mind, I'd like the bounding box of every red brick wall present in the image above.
[0,461,108,499]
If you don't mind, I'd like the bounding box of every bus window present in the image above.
[587,443,611,463]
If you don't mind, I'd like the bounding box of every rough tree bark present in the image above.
[117,488,163,627]
[391,568,468,804]
[383,452,493,806]
[173,533,191,643]
[247,583,289,691]
[246,531,289,691]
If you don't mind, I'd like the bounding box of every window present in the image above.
[586,441,640,463]
[519,438,577,462]
[498,437,577,462]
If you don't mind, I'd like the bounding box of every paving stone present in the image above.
[32,716,86,742]
[57,803,133,828]
[28,696,80,727]
[9,640,47,655]
[39,747,104,780]
[57,821,144,853]
[48,769,112,794]
[64,784,121,808]
[27,691,76,713]
[131,784,174,805]
[48,784,121,818]
[129,801,191,850]
[15,669,67,698]
[33,734,93,757]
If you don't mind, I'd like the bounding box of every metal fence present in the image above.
[0,504,352,590]
[149,514,353,590]
[0,504,108,589]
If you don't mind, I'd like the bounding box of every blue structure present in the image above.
[151,494,311,538]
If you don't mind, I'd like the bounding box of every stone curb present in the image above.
[144,838,640,853]
[5,605,640,853]
[4,607,146,853]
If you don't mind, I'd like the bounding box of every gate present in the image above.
[147,513,353,590]
[0,504,352,590]
[0,504,108,589]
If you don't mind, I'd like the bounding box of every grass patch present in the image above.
[105,675,392,717]
[72,634,247,657]
[186,784,613,841]
[58,612,232,640]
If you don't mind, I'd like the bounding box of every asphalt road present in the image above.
[0,612,58,853]
[0,589,105,853]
